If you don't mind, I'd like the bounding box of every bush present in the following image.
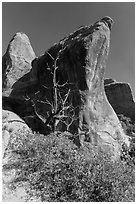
[5,130,135,202]
[118,114,135,136]
[118,114,135,163]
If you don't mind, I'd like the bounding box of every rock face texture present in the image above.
[2,116,38,202]
[105,82,135,122]
[2,110,31,158]
[2,110,33,202]
[2,32,36,96]
[2,17,130,158]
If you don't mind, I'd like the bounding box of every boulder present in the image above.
[2,17,129,158]
[105,82,135,122]
[2,32,36,95]
[2,110,31,158]
[2,110,41,202]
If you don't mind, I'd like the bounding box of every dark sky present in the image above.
[2,2,135,94]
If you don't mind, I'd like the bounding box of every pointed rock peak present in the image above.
[7,32,36,60]
[2,32,36,91]
[9,32,29,42]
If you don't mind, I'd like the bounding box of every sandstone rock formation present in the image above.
[2,113,39,202]
[2,17,130,159]
[3,17,133,201]
[2,110,31,158]
[2,32,36,96]
[105,81,135,122]
[2,110,34,201]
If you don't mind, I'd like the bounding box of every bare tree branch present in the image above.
[46,51,55,61]
[23,47,80,134]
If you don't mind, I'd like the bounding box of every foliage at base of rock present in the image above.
[3,130,135,202]
[118,114,135,163]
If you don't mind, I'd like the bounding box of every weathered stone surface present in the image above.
[2,112,40,202]
[2,17,129,159]
[2,32,36,95]
[2,110,31,158]
[105,82,135,122]
[2,110,42,201]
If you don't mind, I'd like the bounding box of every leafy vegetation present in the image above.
[118,114,135,163]
[4,121,135,202]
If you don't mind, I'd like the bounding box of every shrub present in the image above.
[5,130,135,202]
[118,114,135,136]
[118,114,135,163]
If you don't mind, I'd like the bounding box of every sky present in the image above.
[2,2,135,95]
